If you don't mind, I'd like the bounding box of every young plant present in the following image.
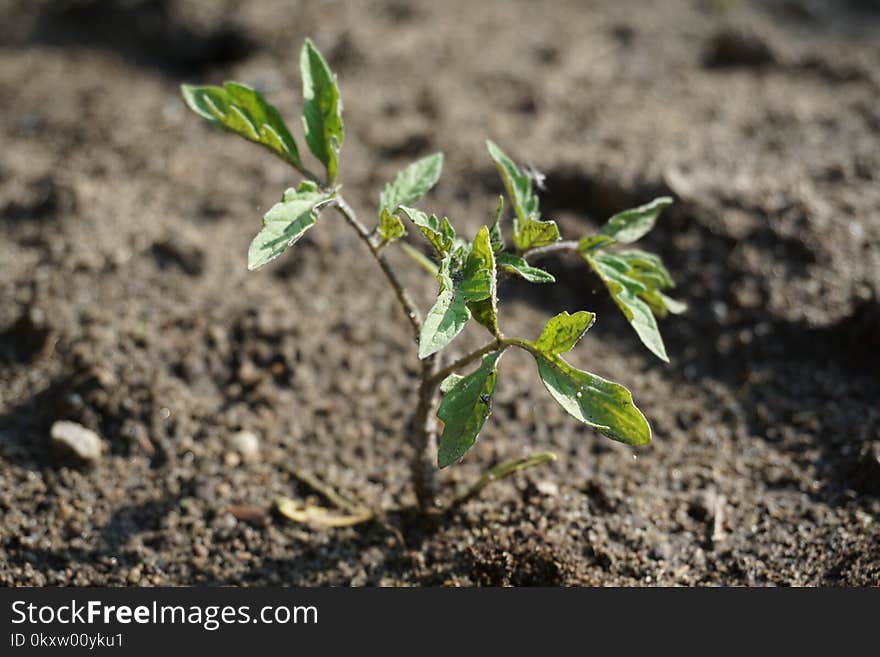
[181,39,685,519]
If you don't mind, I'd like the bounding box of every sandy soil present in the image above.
[1,0,879,585]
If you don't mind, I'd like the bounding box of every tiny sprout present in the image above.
[181,37,685,518]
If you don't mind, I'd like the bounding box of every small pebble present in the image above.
[228,431,260,462]
[536,480,559,497]
[50,421,104,464]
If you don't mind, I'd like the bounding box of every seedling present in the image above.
[181,39,685,520]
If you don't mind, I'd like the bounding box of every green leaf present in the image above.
[533,311,595,355]
[532,351,651,446]
[437,352,501,467]
[419,255,471,359]
[514,217,561,251]
[379,153,443,215]
[464,226,499,337]
[486,140,539,241]
[247,182,334,270]
[599,197,673,244]
[489,195,505,253]
[377,208,406,243]
[617,250,673,289]
[181,82,303,170]
[496,252,555,283]
[418,227,496,359]
[515,314,650,445]
[584,252,669,362]
[578,234,615,254]
[301,39,344,183]
[398,206,456,256]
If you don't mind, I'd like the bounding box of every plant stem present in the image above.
[522,240,580,261]
[447,451,557,512]
[331,194,439,511]
[410,355,440,510]
[332,195,422,336]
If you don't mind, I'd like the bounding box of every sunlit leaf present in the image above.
[247,182,334,270]
[301,39,344,182]
[398,206,456,256]
[533,310,595,355]
[514,217,560,251]
[496,253,555,283]
[377,208,406,243]
[583,251,669,362]
[465,226,499,337]
[419,226,496,358]
[598,197,673,244]
[181,82,303,170]
[379,153,443,215]
[532,351,651,446]
[516,313,651,446]
[486,140,539,243]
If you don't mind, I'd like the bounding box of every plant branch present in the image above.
[426,338,505,389]
[332,195,422,336]
[522,240,580,261]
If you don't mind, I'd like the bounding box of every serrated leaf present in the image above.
[496,253,555,283]
[379,153,443,215]
[181,82,303,170]
[377,208,406,243]
[533,311,596,355]
[398,206,456,256]
[514,217,561,251]
[465,226,499,337]
[437,352,501,467]
[301,39,344,183]
[532,350,650,446]
[584,252,669,362]
[247,183,334,270]
[599,197,673,244]
[486,140,539,241]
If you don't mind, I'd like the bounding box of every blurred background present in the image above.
[0,0,878,586]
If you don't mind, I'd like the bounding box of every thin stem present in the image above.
[427,338,505,389]
[521,240,579,261]
[331,195,422,336]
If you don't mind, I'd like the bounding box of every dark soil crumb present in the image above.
[1,0,879,586]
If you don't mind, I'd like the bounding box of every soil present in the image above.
[1,0,879,586]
